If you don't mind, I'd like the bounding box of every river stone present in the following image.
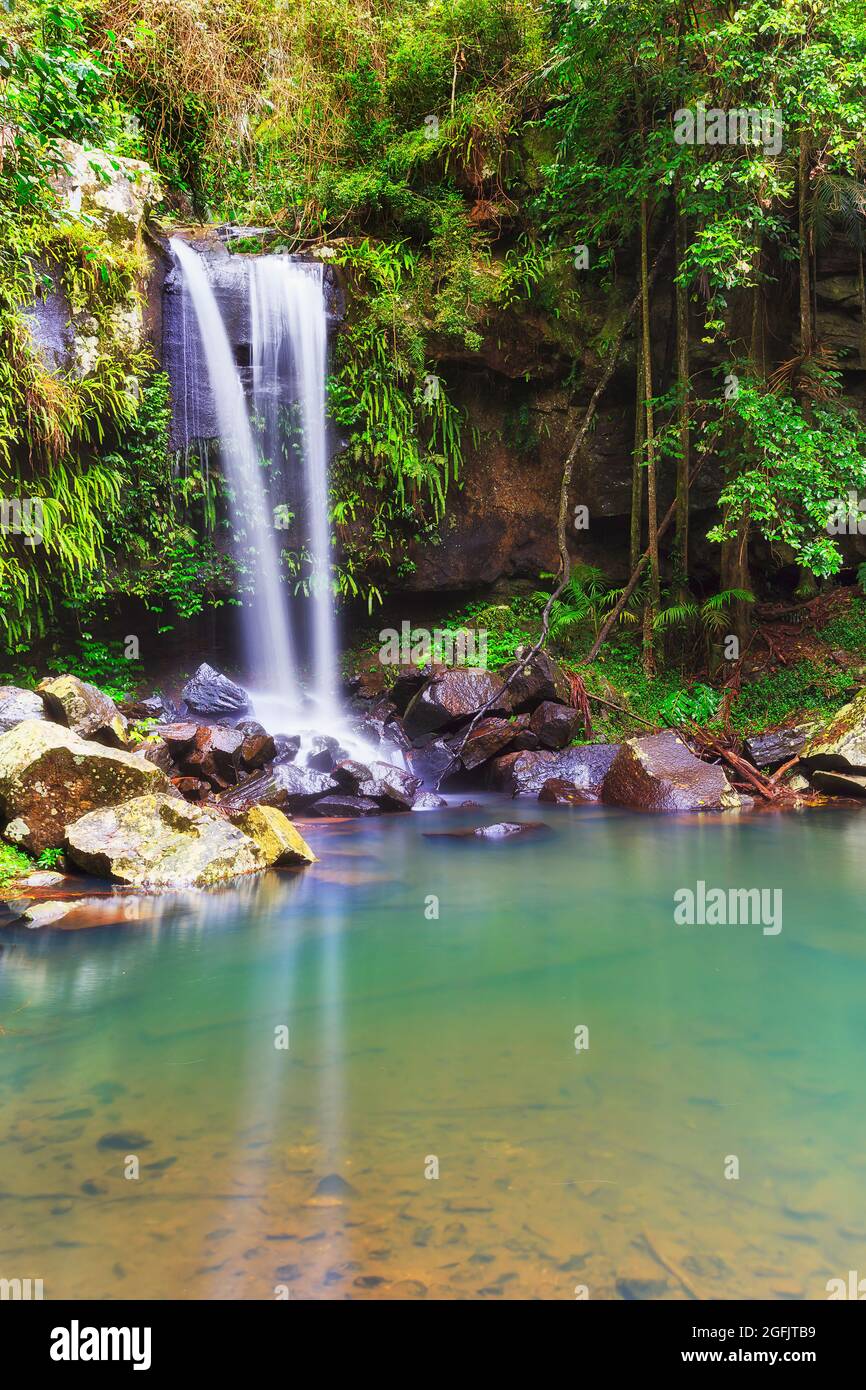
[809,769,866,797]
[312,794,381,817]
[333,759,374,790]
[404,737,461,790]
[538,778,592,805]
[403,669,511,739]
[487,744,618,796]
[529,701,581,750]
[364,762,420,809]
[0,686,46,733]
[227,806,317,865]
[474,822,548,839]
[217,763,338,813]
[412,792,447,809]
[499,650,571,710]
[0,720,171,855]
[37,674,128,747]
[601,731,745,812]
[801,688,866,771]
[744,725,809,769]
[121,694,179,724]
[65,793,265,888]
[459,716,522,770]
[306,735,345,772]
[240,732,276,771]
[182,663,250,718]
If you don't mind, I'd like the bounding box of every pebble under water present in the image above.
[1,798,864,1301]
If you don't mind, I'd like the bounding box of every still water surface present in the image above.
[1,800,864,1300]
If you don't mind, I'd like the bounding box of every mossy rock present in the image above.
[227,805,318,866]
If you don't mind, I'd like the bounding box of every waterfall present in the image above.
[249,257,337,718]
[169,239,338,722]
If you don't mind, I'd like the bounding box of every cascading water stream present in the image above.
[249,257,337,719]
[170,238,344,730]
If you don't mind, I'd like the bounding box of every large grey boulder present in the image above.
[65,793,267,889]
[37,674,128,747]
[182,663,250,718]
[0,687,46,734]
[601,731,745,813]
[487,744,619,797]
[0,720,171,855]
[801,689,866,771]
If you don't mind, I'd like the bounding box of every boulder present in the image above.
[601,731,745,812]
[458,716,523,770]
[0,686,46,734]
[180,725,243,787]
[404,737,461,790]
[538,778,592,805]
[388,665,438,712]
[273,734,301,763]
[744,725,809,769]
[809,769,866,797]
[487,744,618,797]
[306,735,346,772]
[413,792,447,809]
[403,669,510,739]
[801,689,866,771]
[240,731,276,771]
[155,722,200,757]
[333,759,374,790]
[0,720,171,854]
[312,794,382,817]
[65,793,265,888]
[182,663,249,718]
[499,651,571,710]
[529,701,581,750]
[37,674,128,747]
[121,694,179,724]
[227,806,317,865]
[217,763,338,814]
[357,762,420,811]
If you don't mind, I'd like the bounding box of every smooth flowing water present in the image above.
[170,239,300,707]
[1,802,864,1301]
[171,242,337,719]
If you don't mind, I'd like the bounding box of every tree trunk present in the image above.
[640,196,659,673]
[630,338,644,570]
[673,199,689,592]
[798,130,812,356]
[858,247,866,370]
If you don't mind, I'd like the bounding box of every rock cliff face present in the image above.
[25,140,163,377]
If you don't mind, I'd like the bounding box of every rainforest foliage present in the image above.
[2,0,866,688]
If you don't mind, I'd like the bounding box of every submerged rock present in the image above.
[801,688,866,771]
[0,720,171,855]
[65,793,266,888]
[227,805,317,865]
[403,669,510,739]
[38,674,128,747]
[601,731,745,812]
[474,822,549,839]
[538,778,592,805]
[312,794,381,817]
[0,686,46,734]
[182,663,250,718]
